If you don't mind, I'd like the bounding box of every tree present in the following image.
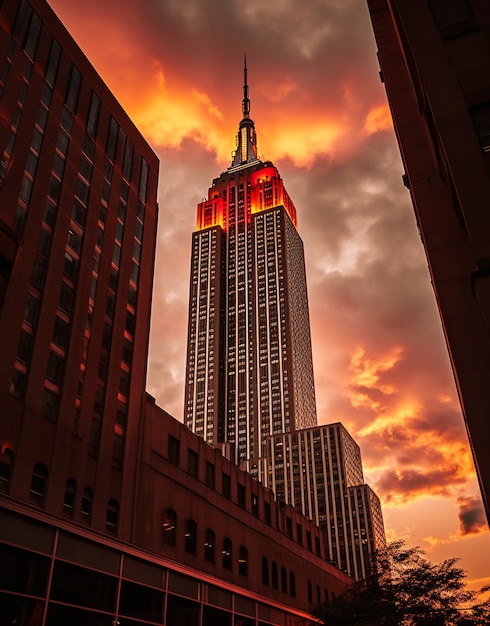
[310,540,490,625]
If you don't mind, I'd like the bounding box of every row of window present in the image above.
[162,509,249,576]
[0,453,120,533]
[160,508,336,603]
[168,434,323,556]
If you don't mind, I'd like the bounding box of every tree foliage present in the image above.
[310,540,490,625]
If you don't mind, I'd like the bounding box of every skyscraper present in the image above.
[366,0,490,523]
[183,61,387,580]
[184,61,317,476]
[0,2,352,621]
[0,0,159,533]
[265,424,386,580]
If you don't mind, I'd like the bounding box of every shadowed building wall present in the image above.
[366,0,490,523]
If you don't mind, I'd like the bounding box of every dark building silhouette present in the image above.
[366,0,490,523]
[0,1,352,624]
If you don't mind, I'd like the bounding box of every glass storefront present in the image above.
[0,508,316,626]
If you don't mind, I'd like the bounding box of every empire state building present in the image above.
[184,62,317,476]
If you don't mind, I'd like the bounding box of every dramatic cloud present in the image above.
[458,496,488,536]
[49,0,490,587]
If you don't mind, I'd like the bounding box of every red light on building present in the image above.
[196,196,225,230]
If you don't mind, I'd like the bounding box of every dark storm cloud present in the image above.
[458,496,488,536]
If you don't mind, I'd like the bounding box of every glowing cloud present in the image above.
[348,345,403,399]
[364,103,393,135]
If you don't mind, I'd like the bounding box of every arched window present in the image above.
[81,487,93,522]
[324,588,329,603]
[30,462,48,503]
[261,556,269,585]
[163,509,176,546]
[290,571,296,598]
[307,579,313,604]
[106,498,119,532]
[0,448,14,491]
[63,478,77,514]
[316,584,321,604]
[238,546,248,576]
[204,528,215,562]
[222,538,232,570]
[271,561,278,590]
[184,519,197,554]
[281,566,288,594]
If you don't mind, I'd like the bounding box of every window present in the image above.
[47,351,64,385]
[65,63,81,113]
[290,571,296,598]
[87,91,100,139]
[296,523,302,546]
[163,509,176,546]
[89,418,101,451]
[17,330,33,363]
[30,462,48,502]
[238,546,248,576]
[30,255,45,290]
[106,498,119,533]
[281,567,288,594]
[168,435,180,466]
[10,368,27,400]
[264,501,271,525]
[252,493,259,517]
[81,487,92,522]
[272,561,278,590]
[0,448,14,491]
[53,316,70,350]
[42,388,59,421]
[24,10,42,60]
[307,579,313,605]
[139,159,149,202]
[45,37,61,87]
[237,483,246,509]
[24,293,39,326]
[204,529,215,562]
[222,472,231,499]
[122,137,133,181]
[261,557,269,585]
[315,536,321,556]
[205,461,215,489]
[59,282,74,315]
[113,432,124,467]
[184,519,197,554]
[106,116,118,161]
[63,478,77,514]
[187,449,198,478]
[222,538,232,570]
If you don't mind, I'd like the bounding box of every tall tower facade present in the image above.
[184,63,317,473]
[0,0,159,537]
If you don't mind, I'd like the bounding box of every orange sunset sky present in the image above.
[48,0,490,590]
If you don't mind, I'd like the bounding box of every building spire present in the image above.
[229,55,260,171]
[243,54,250,118]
